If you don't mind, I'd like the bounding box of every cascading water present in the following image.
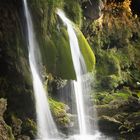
[57,10,87,135]
[57,9,102,140]
[23,0,59,139]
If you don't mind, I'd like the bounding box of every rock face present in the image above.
[0,98,15,140]
[82,0,105,20]
[0,1,36,138]
[96,96,140,136]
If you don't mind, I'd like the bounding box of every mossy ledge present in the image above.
[28,0,95,80]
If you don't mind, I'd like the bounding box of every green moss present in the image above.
[28,0,94,80]
[40,27,76,79]
[53,28,76,79]
[64,0,82,27]
[114,92,131,100]
[39,17,95,79]
[49,98,70,126]
[49,98,66,117]
[76,29,96,72]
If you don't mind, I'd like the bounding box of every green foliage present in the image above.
[114,92,131,100]
[100,75,121,90]
[84,0,140,94]
[96,50,121,76]
[94,50,123,90]
[93,91,132,105]
[93,92,114,105]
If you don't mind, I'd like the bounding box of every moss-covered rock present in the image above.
[98,115,121,133]
[0,98,15,140]
[96,94,140,135]
[49,98,71,128]
[22,118,37,138]
[98,111,140,135]
[64,0,82,27]
[11,115,22,137]
[28,0,95,80]
[41,27,76,79]
[76,29,96,72]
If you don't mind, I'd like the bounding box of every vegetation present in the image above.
[0,0,140,139]
[84,0,140,137]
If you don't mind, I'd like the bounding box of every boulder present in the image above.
[98,115,121,133]
[82,0,105,20]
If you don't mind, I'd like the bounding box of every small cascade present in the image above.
[57,9,101,139]
[23,0,59,139]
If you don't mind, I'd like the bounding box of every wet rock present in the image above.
[96,104,119,117]
[98,115,121,132]
[82,0,105,20]
[96,96,140,117]
[96,96,140,134]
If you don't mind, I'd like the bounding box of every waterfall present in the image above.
[57,9,102,140]
[57,9,87,135]
[23,0,59,139]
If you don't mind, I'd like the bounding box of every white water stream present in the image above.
[57,9,102,140]
[57,9,87,135]
[23,0,59,139]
